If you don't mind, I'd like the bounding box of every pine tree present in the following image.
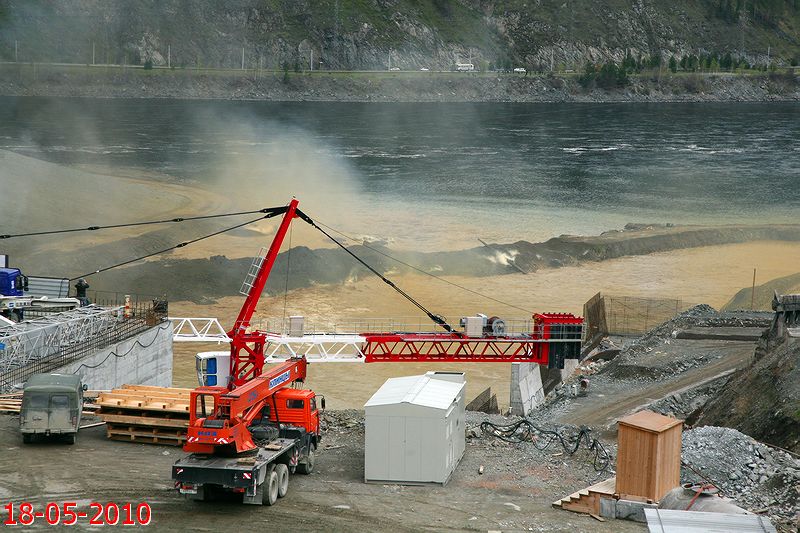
[669,55,678,73]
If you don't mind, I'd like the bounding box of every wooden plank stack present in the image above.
[0,392,101,416]
[96,385,192,446]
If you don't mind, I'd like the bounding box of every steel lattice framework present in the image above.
[170,317,230,343]
[171,322,584,365]
[0,306,126,392]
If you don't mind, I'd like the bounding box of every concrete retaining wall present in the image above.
[509,362,545,416]
[510,359,580,416]
[57,322,173,390]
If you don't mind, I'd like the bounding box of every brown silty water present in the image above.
[170,240,800,410]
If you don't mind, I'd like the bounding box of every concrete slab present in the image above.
[676,327,765,341]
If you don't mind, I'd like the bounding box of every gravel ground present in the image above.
[0,411,643,533]
[681,426,800,531]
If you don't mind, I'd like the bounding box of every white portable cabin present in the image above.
[364,372,466,485]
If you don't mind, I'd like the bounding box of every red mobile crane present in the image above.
[173,198,583,506]
[173,200,322,506]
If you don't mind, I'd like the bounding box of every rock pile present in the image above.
[682,426,800,530]
[604,305,772,380]
[647,376,730,420]
[321,409,364,431]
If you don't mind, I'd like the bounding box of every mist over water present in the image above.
[1,97,798,250]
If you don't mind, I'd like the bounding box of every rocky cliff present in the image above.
[1,1,798,71]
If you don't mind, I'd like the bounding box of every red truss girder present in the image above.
[230,333,267,386]
[362,333,550,363]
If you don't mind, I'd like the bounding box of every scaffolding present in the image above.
[0,304,166,392]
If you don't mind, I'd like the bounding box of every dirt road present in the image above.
[0,414,644,532]
[541,340,756,436]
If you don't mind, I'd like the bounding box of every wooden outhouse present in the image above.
[616,410,683,502]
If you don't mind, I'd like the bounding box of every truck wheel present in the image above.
[262,469,279,506]
[22,434,32,444]
[65,434,76,445]
[275,464,289,498]
[297,448,315,475]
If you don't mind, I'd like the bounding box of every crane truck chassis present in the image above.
[172,356,322,505]
[172,429,316,505]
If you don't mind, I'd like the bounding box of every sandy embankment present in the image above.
[0,149,225,261]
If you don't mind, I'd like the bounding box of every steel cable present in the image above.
[0,207,285,239]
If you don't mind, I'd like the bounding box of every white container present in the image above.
[364,373,466,485]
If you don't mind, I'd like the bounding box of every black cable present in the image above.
[311,219,534,315]
[71,322,172,372]
[0,207,286,239]
[69,211,284,281]
[479,419,611,474]
[298,211,456,333]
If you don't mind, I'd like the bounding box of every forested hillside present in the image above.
[1,1,798,71]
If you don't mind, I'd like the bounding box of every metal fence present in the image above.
[0,301,168,392]
[584,292,695,341]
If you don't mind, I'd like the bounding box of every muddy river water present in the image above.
[1,98,798,250]
[2,97,798,409]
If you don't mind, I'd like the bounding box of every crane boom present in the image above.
[213,197,583,390]
[228,199,300,387]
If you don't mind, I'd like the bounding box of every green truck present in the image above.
[20,374,85,444]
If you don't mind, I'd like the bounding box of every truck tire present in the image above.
[297,448,315,475]
[275,464,289,498]
[22,434,32,444]
[262,469,279,506]
[65,434,76,445]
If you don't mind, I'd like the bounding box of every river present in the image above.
[1,97,798,250]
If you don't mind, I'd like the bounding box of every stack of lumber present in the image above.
[0,392,100,416]
[96,385,192,446]
[0,392,24,413]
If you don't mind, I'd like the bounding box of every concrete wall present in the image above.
[509,362,545,416]
[509,360,580,416]
[57,322,173,390]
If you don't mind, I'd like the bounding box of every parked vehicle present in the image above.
[172,358,322,505]
[20,373,85,444]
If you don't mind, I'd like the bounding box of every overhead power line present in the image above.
[69,212,286,281]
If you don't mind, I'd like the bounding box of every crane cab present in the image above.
[196,351,230,387]
[270,388,323,437]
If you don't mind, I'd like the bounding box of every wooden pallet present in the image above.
[0,396,100,416]
[96,386,192,446]
[553,477,617,516]
[106,425,187,445]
